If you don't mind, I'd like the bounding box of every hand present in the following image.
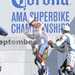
[48,40,54,48]
[33,48,38,55]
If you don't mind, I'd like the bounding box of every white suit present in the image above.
[55,33,75,68]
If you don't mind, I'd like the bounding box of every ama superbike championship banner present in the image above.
[0,0,75,75]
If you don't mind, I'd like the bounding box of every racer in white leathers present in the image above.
[50,25,75,75]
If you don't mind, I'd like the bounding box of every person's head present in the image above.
[61,25,70,34]
[31,20,41,29]
[31,20,44,32]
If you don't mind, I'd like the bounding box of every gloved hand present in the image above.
[48,40,54,48]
